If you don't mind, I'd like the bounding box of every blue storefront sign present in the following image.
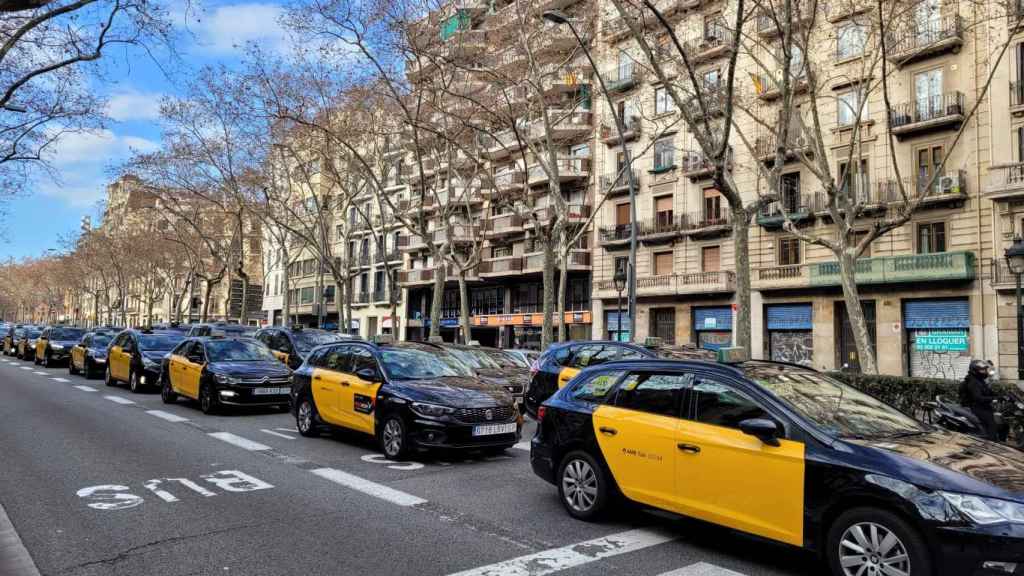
[914,330,969,352]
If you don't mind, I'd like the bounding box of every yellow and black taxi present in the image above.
[255,326,348,370]
[34,326,86,367]
[532,354,1024,576]
[105,329,187,393]
[291,339,521,459]
[15,326,43,361]
[440,343,529,410]
[160,337,292,414]
[68,330,115,379]
[2,324,24,356]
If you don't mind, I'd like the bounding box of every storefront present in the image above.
[903,298,971,379]
[693,306,732,350]
[765,303,813,366]
[605,310,630,342]
[472,311,592,349]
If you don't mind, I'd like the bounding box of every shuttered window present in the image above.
[654,252,673,276]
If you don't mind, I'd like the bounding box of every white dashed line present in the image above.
[145,410,189,423]
[20,366,32,370]
[444,528,677,576]
[33,371,46,375]
[259,429,296,440]
[658,563,749,576]
[73,385,97,392]
[275,427,299,433]
[208,432,271,451]
[104,395,135,405]
[512,441,530,451]
[51,377,70,383]
[310,468,427,507]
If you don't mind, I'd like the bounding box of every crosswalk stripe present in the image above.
[145,410,189,423]
[310,468,427,507]
[104,395,135,405]
[19,366,31,370]
[208,432,270,451]
[51,378,69,383]
[512,441,530,451]
[445,528,677,576]
[260,429,296,440]
[33,371,46,375]
[73,385,97,392]
[658,563,749,576]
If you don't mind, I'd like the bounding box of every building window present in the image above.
[655,86,674,115]
[914,68,943,119]
[703,188,723,223]
[836,23,867,60]
[654,195,673,228]
[653,137,675,172]
[324,285,336,303]
[654,251,673,276]
[701,68,721,90]
[492,245,512,258]
[300,287,314,304]
[837,88,867,127]
[918,222,946,254]
[838,158,869,202]
[613,256,628,278]
[781,172,801,211]
[702,245,721,272]
[849,230,871,257]
[916,144,945,194]
[778,237,801,266]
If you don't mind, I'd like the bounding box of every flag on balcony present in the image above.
[749,72,765,96]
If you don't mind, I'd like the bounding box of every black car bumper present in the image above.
[931,524,1024,576]
[530,437,557,485]
[48,349,71,363]
[408,417,520,450]
[214,383,292,407]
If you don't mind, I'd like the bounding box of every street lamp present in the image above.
[613,265,627,342]
[543,9,638,343]
[1006,236,1024,380]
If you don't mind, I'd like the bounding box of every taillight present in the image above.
[537,406,547,421]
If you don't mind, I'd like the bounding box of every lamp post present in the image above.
[543,9,637,343]
[613,265,627,342]
[1006,236,1024,380]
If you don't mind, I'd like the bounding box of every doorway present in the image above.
[836,300,876,372]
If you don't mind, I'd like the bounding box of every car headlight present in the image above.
[410,402,456,418]
[143,358,160,369]
[940,491,1024,524]
[214,373,239,385]
[51,344,63,350]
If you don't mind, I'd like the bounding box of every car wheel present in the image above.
[827,507,931,576]
[296,396,319,437]
[69,358,78,376]
[105,365,116,387]
[379,414,410,460]
[557,451,610,521]
[83,360,94,379]
[199,383,218,415]
[160,374,177,404]
[33,353,40,365]
[129,370,143,393]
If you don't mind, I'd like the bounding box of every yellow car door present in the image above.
[180,344,205,398]
[168,352,188,397]
[591,372,687,511]
[113,341,132,381]
[72,345,83,370]
[311,345,350,426]
[675,376,805,547]
[36,331,48,360]
[342,348,384,435]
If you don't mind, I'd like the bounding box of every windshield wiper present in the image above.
[886,430,928,439]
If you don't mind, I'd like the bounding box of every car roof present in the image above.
[580,358,818,378]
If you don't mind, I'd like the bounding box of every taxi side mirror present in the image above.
[739,418,781,447]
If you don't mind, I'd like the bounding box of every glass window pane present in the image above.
[572,371,624,403]
[692,377,770,429]
[615,372,693,417]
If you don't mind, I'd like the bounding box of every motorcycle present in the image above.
[922,394,1012,445]
[1000,390,1024,450]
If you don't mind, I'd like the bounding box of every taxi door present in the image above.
[591,371,690,511]
[72,340,85,370]
[557,344,598,389]
[311,345,349,426]
[674,374,805,547]
[178,343,205,399]
[168,343,192,397]
[339,347,384,434]
[109,336,131,381]
[36,330,48,359]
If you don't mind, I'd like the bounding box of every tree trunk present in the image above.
[429,262,444,340]
[201,281,213,323]
[838,250,878,374]
[557,253,568,342]
[239,270,250,325]
[147,295,154,326]
[541,241,555,349]
[281,269,291,327]
[731,208,751,358]
[458,273,471,345]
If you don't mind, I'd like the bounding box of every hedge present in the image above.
[827,371,1019,417]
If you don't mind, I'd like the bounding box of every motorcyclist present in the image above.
[959,359,999,441]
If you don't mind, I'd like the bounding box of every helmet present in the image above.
[968,359,991,378]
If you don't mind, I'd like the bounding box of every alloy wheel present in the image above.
[382,419,403,458]
[297,401,313,434]
[200,386,212,413]
[838,521,911,576]
[561,459,598,513]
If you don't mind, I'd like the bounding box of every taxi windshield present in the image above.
[754,369,929,439]
[449,348,501,370]
[25,329,41,339]
[380,348,472,380]
[205,340,276,362]
[292,331,344,354]
[138,334,185,351]
[91,334,112,348]
[51,328,84,340]
[489,350,526,369]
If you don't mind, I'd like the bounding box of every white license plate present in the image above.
[472,423,517,437]
[95,358,106,364]
[253,387,289,395]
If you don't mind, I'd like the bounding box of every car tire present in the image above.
[557,450,611,521]
[826,507,931,576]
[160,374,178,404]
[69,358,78,376]
[105,365,116,387]
[129,370,143,394]
[83,359,95,379]
[379,414,410,460]
[33,353,40,366]
[295,396,319,437]
[199,383,218,415]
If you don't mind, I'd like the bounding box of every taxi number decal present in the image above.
[621,447,663,462]
[354,394,374,414]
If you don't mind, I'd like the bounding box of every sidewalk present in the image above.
[0,498,40,576]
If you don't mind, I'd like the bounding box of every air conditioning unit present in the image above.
[939,173,961,194]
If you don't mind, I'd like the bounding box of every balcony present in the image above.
[808,251,976,286]
[398,234,428,252]
[638,213,686,242]
[358,252,371,267]
[755,71,808,101]
[876,170,968,208]
[530,203,592,226]
[494,168,527,193]
[680,150,715,180]
[372,289,390,304]
[399,268,436,286]
[521,250,591,273]
[757,195,816,228]
[598,224,633,248]
[484,213,524,237]
[478,129,523,160]
[431,223,480,245]
[478,255,523,277]
[598,270,735,296]
[984,163,1024,201]
[600,168,639,196]
[754,133,812,163]
[683,86,727,120]
[886,14,963,66]
[603,63,643,93]
[423,187,484,212]
[813,186,886,218]
[352,291,370,306]
[526,157,591,186]
[888,92,964,138]
[601,115,641,145]
[755,9,812,38]
[527,109,592,142]
[991,258,1022,291]
[682,210,731,238]
[753,264,810,290]
[442,29,488,61]
[683,25,733,63]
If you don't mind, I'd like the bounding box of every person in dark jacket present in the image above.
[959,359,999,440]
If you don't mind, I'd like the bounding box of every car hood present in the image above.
[848,429,1024,499]
[141,351,171,362]
[389,376,513,408]
[88,347,108,356]
[476,367,530,386]
[52,339,79,347]
[209,361,291,379]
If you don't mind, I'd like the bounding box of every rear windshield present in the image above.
[51,328,85,340]
[292,331,344,354]
[138,334,185,351]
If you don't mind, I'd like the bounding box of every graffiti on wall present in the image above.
[910,350,970,380]
[770,331,813,367]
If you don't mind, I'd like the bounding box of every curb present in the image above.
[0,498,40,576]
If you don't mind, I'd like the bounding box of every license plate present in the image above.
[95,358,106,364]
[253,387,289,395]
[472,423,516,436]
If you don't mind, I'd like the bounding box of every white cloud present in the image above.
[182,3,288,55]
[106,89,164,122]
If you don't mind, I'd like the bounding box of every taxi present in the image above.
[160,337,292,414]
[2,324,24,356]
[532,352,1024,576]
[187,322,255,338]
[69,330,115,379]
[105,329,187,393]
[291,338,521,459]
[35,326,86,367]
[255,326,348,370]
[440,343,529,410]
[16,326,42,362]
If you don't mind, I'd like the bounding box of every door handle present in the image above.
[313,375,322,381]
[341,381,350,387]
[599,426,617,436]
[677,443,701,454]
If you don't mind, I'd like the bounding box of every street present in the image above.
[0,356,820,576]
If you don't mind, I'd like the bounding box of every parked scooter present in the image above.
[1000,390,1024,450]
[923,394,1011,444]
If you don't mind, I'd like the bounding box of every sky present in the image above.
[1,1,293,260]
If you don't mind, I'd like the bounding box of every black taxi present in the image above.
[160,337,292,414]
[532,354,1024,576]
[15,326,42,361]
[2,324,24,356]
[35,326,86,367]
[255,326,348,370]
[291,339,521,459]
[105,329,187,393]
[69,330,115,379]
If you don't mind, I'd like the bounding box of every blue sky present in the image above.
[2,1,291,260]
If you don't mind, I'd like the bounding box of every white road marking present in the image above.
[659,563,749,576]
[145,410,189,423]
[445,528,677,576]
[51,377,70,383]
[104,395,135,405]
[512,441,530,451]
[73,385,97,392]
[275,427,299,433]
[310,468,427,507]
[33,371,47,375]
[20,366,32,370]
[360,454,424,471]
[208,432,271,451]
[259,429,296,440]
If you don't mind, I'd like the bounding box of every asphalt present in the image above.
[0,354,821,576]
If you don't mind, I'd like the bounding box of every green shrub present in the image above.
[827,371,1017,416]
